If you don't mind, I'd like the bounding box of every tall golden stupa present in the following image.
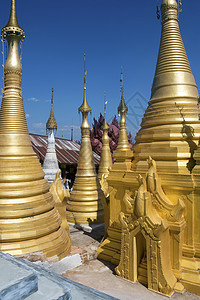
[66,63,104,230]
[0,0,71,259]
[98,0,200,294]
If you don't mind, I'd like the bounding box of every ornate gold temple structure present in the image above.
[0,0,71,259]
[98,0,200,295]
[66,67,104,230]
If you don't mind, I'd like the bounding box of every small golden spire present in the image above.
[115,68,131,153]
[98,93,112,179]
[46,88,57,135]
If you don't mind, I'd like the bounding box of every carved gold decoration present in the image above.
[50,170,71,235]
[116,158,185,296]
[0,0,70,259]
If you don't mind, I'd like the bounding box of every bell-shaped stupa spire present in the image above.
[98,95,113,179]
[66,56,104,231]
[116,68,130,151]
[0,0,70,259]
[46,88,57,136]
[134,0,199,172]
[113,68,133,170]
[132,1,200,292]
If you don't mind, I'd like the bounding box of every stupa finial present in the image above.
[118,67,128,115]
[1,0,24,41]
[46,88,57,135]
[103,92,109,131]
[161,0,178,23]
[98,93,112,179]
[116,69,130,152]
[51,87,54,106]
[79,54,91,114]
[120,67,124,97]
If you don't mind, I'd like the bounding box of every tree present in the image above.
[90,113,133,159]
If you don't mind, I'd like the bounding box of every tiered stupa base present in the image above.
[66,176,104,227]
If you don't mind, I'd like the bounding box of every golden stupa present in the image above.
[97,69,132,261]
[0,0,71,259]
[98,99,113,180]
[98,0,200,295]
[98,98,113,233]
[66,65,104,230]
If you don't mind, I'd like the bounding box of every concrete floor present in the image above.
[63,259,200,300]
[62,225,200,300]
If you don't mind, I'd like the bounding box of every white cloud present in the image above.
[32,122,45,129]
[45,99,51,103]
[63,125,80,129]
[26,113,30,118]
[28,97,40,102]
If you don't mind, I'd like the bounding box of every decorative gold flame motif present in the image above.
[98,0,200,295]
[0,0,70,259]
[66,73,104,227]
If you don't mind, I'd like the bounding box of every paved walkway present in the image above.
[63,259,200,300]
[62,225,200,300]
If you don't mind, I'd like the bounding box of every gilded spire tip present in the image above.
[120,66,124,97]
[51,88,54,106]
[104,92,107,114]
[78,54,91,114]
[83,54,87,87]
[103,92,109,131]
[118,68,128,114]
[1,0,24,40]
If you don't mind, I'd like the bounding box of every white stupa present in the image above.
[43,88,59,184]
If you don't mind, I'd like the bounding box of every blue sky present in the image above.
[0,0,200,141]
